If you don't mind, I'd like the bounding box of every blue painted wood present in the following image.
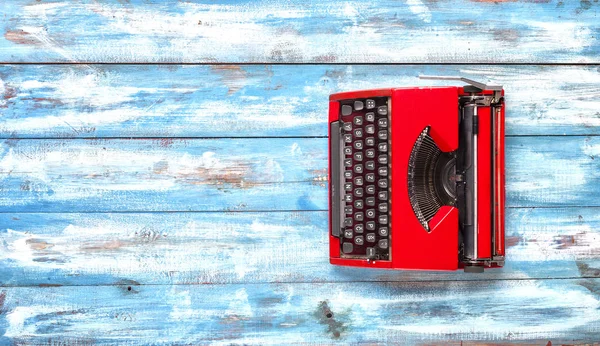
[1,136,599,212]
[1,64,600,138]
[1,1,599,63]
[0,208,599,287]
[0,279,599,344]
[1,0,599,343]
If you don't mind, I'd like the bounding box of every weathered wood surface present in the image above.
[1,0,599,64]
[1,136,599,212]
[1,208,600,287]
[1,64,600,138]
[2,0,600,344]
[1,279,600,344]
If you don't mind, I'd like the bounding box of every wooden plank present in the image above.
[0,138,327,212]
[1,64,600,138]
[1,1,599,64]
[1,208,599,287]
[0,279,599,344]
[1,136,600,212]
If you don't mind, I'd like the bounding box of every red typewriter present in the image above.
[328,76,505,272]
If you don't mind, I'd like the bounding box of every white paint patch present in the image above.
[406,0,432,23]
[0,77,6,107]
[225,288,254,318]
[5,306,69,337]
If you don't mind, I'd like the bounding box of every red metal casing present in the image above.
[329,87,505,271]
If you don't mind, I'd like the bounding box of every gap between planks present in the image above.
[2,276,599,289]
[0,206,599,214]
[1,62,600,66]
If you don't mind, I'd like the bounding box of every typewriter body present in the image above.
[328,77,505,272]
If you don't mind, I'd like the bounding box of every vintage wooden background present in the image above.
[0,0,600,344]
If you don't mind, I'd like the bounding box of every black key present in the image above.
[366,99,376,109]
[343,122,352,131]
[365,137,375,146]
[366,197,375,206]
[378,143,387,152]
[354,101,364,111]
[344,158,352,167]
[354,188,363,197]
[366,221,376,231]
[341,105,352,116]
[365,124,375,134]
[378,179,388,188]
[354,176,363,186]
[365,185,375,194]
[366,112,375,122]
[354,141,363,150]
[354,129,363,138]
[344,194,352,203]
[377,118,388,128]
[354,164,363,174]
[365,173,375,182]
[366,209,376,218]
[344,217,353,227]
[365,149,375,158]
[378,227,388,236]
[378,239,389,249]
[344,170,352,179]
[344,229,353,239]
[365,161,375,170]
[378,155,387,164]
[378,191,388,200]
[378,203,388,213]
[354,236,364,245]
[378,130,388,140]
[354,224,364,233]
[343,242,353,253]
[353,116,363,126]
[344,146,352,155]
[354,200,363,209]
[344,206,352,214]
[344,134,352,143]
[344,182,352,191]
[354,152,363,161]
[377,106,388,116]
[366,247,376,258]
[378,215,388,224]
[366,233,376,243]
[378,167,388,176]
[355,212,364,222]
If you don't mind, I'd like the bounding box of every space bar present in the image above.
[330,121,343,237]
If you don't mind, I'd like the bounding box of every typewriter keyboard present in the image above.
[336,97,390,260]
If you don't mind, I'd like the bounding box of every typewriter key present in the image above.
[355,212,364,222]
[354,101,364,111]
[341,105,352,116]
[354,236,364,245]
[342,242,353,253]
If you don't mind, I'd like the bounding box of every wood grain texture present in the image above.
[0,279,599,344]
[1,136,599,212]
[2,64,600,138]
[1,208,600,287]
[1,1,599,64]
